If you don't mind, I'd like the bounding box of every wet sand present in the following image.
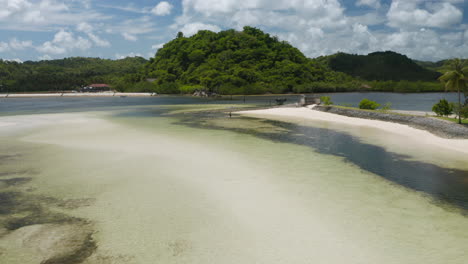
[1,112,468,263]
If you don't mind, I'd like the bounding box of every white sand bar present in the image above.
[238,107,468,156]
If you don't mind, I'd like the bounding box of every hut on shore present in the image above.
[80,84,111,92]
[298,94,321,106]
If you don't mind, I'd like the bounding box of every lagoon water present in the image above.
[0,94,467,263]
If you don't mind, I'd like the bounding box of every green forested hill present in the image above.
[0,27,450,94]
[137,27,353,94]
[0,57,147,92]
[415,59,468,73]
[317,51,441,81]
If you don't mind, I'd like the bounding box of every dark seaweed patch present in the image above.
[0,189,98,263]
[5,209,83,230]
[0,177,32,187]
[0,169,39,177]
[42,233,97,264]
[176,114,468,213]
[55,198,95,210]
[0,191,39,215]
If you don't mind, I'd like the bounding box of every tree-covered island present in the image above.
[0,27,465,95]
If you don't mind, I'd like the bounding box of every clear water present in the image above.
[0,96,467,263]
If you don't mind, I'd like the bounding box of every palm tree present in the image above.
[438,59,467,124]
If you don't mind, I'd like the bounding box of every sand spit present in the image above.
[0,92,155,98]
[314,105,468,139]
[238,107,468,156]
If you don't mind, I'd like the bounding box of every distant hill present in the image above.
[140,27,337,94]
[316,51,441,82]
[0,57,147,92]
[415,59,468,74]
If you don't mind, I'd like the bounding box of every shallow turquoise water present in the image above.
[0,100,467,263]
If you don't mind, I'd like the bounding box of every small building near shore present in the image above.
[299,94,321,106]
[81,84,112,92]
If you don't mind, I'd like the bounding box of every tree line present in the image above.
[0,27,461,94]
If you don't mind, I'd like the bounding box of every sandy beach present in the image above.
[238,107,468,156]
[0,92,155,98]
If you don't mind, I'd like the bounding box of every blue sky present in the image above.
[0,0,467,62]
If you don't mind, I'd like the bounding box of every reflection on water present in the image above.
[178,114,468,212]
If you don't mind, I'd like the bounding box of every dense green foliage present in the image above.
[320,96,333,105]
[135,27,358,94]
[432,99,453,116]
[359,99,380,110]
[0,57,147,92]
[0,27,460,94]
[316,51,441,82]
[416,59,468,74]
[438,59,468,123]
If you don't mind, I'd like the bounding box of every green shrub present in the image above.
[179,85,204,94]
[432,99,453,116]
[320,96,333,105]
[359,99,380,110]
[462,105,468,119]
[452,103,468,119]
[381,102,392,111]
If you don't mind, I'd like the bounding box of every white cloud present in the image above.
[113,16,157,41]
[115,52,142,59]
[378,29,468,60]
[4,58,23,63]
[0,0,109,31]
[77,22,93,33]
[151,1,173,16]
[0,42,10,52]
[37,30,92,54]
[180,22,221,36]
[356,0,381,8]
[76,22,110,47]
[38,54,52,60]
[151,43,164,50]
[87,33,110,47]
[0,38,33,52]
[9,38,33,50]
[122,32,138,41]
[387,0,463,29]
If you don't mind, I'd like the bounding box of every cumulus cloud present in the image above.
[115,52,142,59]
[4,58,23,63]
[151,43,165,50]
[151,1,173,16]
[37,30,92,54]
[170,0,467,61]
[122,32,138,41]
[0,38,33,52]
[387,0,463,29]
[180,22,221,36]
[38,54,52,60]
[114,16,157,41]
[76,22,110,47]
[0,0,108,31]
[0,42,10,52]
[356,0,381,8]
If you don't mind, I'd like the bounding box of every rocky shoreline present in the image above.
[313,105,468,139]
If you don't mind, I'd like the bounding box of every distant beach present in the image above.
[0,92,156,98]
